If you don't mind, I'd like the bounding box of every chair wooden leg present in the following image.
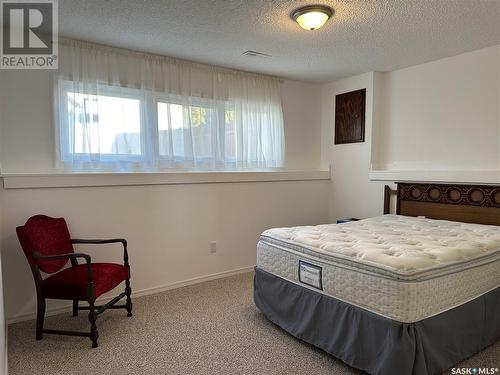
[88,301,99,348]
[36,295,45,340]
[125,279,132,317]
[72,300,79,317]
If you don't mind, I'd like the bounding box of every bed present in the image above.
[254,182,500,375]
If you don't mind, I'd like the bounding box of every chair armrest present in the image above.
[32,251,91,264]
[71,238,129,266]
[32,251,93,285]
[71,238,127,246]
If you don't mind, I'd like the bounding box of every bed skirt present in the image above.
[253,267,500,375]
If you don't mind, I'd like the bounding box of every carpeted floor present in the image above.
[8,272,500,375]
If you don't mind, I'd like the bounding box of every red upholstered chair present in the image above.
[16,215,132,348]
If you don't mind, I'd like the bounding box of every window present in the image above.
[55,41,284,171]
[56,80,284,171]
[57,81,145,166]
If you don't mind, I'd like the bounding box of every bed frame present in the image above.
[256,181,500,375]
[384,182,500,225]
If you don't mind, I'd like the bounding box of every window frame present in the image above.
[56,79,280,170]
[155,93,231,166]
[57,80,148,165]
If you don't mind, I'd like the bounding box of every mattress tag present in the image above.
[299,261,323,290]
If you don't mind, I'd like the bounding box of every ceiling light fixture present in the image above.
[291,5,333,31]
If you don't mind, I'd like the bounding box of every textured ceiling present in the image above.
[59,0,500,82]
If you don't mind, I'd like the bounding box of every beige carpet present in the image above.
[8,272,499,375]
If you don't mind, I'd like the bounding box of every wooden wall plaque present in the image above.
[334,88,366,144]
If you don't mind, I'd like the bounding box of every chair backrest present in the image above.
[16,215,74,274]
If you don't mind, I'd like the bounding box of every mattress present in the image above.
[256,215,500,322]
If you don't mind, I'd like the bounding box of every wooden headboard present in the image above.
[384,182,500,226]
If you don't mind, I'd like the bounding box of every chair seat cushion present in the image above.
[42,263,129,300]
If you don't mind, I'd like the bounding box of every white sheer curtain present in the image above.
[54,39,285,171]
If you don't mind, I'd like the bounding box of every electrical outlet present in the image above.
[210,241,217,253]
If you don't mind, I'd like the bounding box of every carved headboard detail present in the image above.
[384,182,500,226]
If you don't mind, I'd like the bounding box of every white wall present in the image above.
[374,45,500,173]
[0,251,6,375]
[282,80,323,170]
[321,45,500,222]
[321,72,388,221]
[1,180,329,321]
[0,90,6,373]
[0,69,328,322]
[0,71,54,174]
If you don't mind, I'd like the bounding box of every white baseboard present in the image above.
[7,266,255,325]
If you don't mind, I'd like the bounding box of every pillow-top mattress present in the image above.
[256,215,500,322]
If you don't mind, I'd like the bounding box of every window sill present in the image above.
[1,170,331,189]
